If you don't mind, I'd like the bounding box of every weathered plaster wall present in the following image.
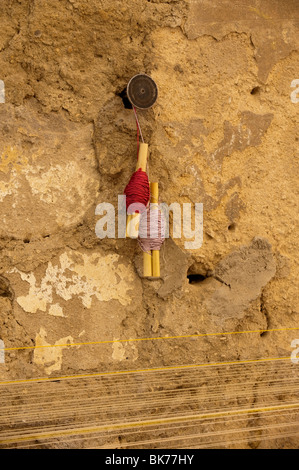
[0,0,298,448]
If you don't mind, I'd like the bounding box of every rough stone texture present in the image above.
[207,237,276,322]
[0,0,298,448]
[0,104,99,239]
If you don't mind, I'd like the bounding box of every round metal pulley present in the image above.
[127,74,158,109]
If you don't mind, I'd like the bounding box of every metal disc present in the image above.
[127,74,158,109]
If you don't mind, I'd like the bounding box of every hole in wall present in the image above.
[117,87,132,109]
[228,223,236,231]
[187,263,211,284]
[187,273,208,284]
[250,86,260,95]
[23,238,30,243]
[0,275,14,300]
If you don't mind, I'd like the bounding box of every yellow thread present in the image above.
[3,327,299,352]
[0,402,297,444]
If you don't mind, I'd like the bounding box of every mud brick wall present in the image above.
[0,0,298,414]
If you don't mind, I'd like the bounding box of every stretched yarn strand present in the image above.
[133,106,144,143]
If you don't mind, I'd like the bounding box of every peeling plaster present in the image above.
[11,251,134,315]
[33,327,74,375]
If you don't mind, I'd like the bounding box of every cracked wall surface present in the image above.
[0,0,298,449]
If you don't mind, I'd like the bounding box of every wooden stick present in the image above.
[126,143,148,239]
[143,251,152,277]
[126,142,152,277]
[150,182,160,278]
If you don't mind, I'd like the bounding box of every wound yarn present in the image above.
[124,168,150,214]
[138,206,166,253]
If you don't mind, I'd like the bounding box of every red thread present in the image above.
[124,168,150,214]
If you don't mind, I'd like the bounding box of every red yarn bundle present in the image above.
[124,168,150,214]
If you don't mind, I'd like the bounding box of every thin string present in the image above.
[0,366,295,410]
[2,326,299,352]
[96,424,299,449]
[0,363,294,394]
[1,366,297,419]
[133,106,150,179]
[0,369,296,408]
[15,429,299,449]
[1,362,297,447]
[1,401,298,436]
[133,106,144,143]
[0,371,294,403]
[14,409,296,447]
[2,408,298,443]
[16,426,299,449]
[1,387,298,423]
[136,107,139,158]
[1,363,297,446]
[0,355,293,387]
[2,379,298,413]
[2,406,297,436]
[1,403,298,445]
[2,408,298,446]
